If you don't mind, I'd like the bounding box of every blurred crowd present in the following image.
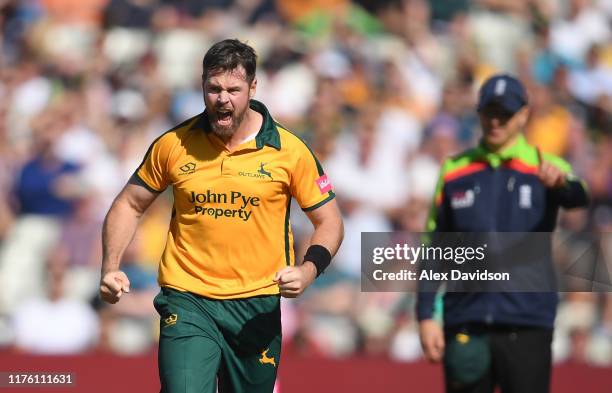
[0,0,610,366]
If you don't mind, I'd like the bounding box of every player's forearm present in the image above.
[308,215,344,257]
[101,198,142,275]
[299,215,343,280]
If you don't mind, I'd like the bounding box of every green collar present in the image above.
[475,134,529,168]
[191,99,281,150]
[251,99,281,150]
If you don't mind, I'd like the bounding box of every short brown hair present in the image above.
[202,39,257,84]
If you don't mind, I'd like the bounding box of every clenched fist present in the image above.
[100,270,130,304]
[274,262,317,298]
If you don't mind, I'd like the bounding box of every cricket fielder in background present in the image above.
[417,74,589,393]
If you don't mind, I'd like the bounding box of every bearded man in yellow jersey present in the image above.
[99,39,344,393]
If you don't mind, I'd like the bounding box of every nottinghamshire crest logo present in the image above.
[257,162,273,180]
[238,162,273,180]
[259,349,276,367]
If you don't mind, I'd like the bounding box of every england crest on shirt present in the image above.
[519,184,532,209]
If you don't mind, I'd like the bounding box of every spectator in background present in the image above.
[549,0,611,66]
[402,113,462,206]
[526,83,573,156]
[567,45,612,107]
[0,110,84,314]
[48,196,103,302]
[12,258,99,354]
[39,0,109,27]
[103,0,157,29]
[0,101,18,240]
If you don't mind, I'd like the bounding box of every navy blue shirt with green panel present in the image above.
[416,134,589,328]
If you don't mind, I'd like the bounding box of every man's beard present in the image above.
[210,106,247,139]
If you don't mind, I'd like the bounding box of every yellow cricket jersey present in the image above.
[135,100,335,299]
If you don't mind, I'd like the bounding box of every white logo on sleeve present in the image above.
[519,184,532,209]
[315,174,332,194]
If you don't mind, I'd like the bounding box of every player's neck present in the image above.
[225,108,262,151]
[484,133,521,154]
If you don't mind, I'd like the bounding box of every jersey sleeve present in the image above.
[426,160,452,232]
[290,140,336,211]
[134,133,174,193]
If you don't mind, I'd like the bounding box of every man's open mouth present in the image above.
[216,109,233,126]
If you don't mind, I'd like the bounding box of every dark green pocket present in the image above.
[444,332,491,386]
